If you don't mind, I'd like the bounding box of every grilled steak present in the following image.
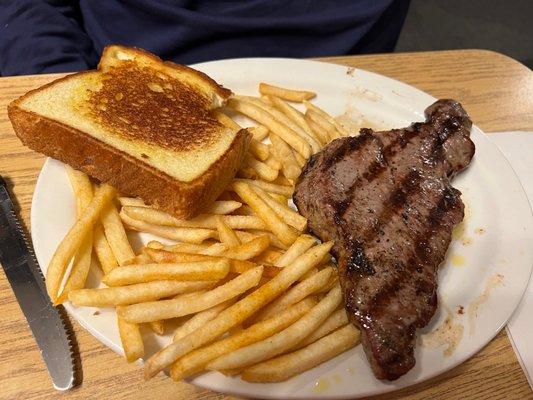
[293,99,474,380]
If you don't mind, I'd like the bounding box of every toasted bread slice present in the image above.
[9,45,249,218]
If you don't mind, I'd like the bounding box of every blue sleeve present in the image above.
[0,0,98,76]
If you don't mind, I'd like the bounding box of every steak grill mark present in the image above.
[332,124,423,217]
[367,186,459,319]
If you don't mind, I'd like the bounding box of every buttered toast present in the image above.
[8,45,250,218]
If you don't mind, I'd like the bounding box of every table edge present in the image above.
[0,49,530,84]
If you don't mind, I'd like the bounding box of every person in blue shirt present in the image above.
[0,0,410,76]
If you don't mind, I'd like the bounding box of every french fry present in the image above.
[164,242,211,253]
[101,202,135,265]
[259,83,316,102]
[217,190,241,202]
[303,100,349,137]
[305,114,329,145]
[269,133,301,180]
[250,125,269,142]
[260,94,273,104]
[242,230,289,250]
[262,265,283,278]
[150,321,165,335]
[264,155,282,171]
[233,205,255,216]
[300,266,319,281]
[132,252,155,265]
[306,109,340,141]
[156,242,231,256]
[144,242,332,377]
[296,308,348,348]
[249,139,270,161]
[118,197,146,207]
[205,201,243,215]
[250,185,307,231]
[264,101,321,153]
[206,285,341,370]
[237,95,321,153]
[102,260,230,286]
[117,307,145,363]
[198,242,229,256]
[173,299,235,341]
[213,109,242,131]
[147,241,164,249]
[55,236,93,304]
[154,295,206,337]
[171,291,209,304]
[69,280,217,307]
[275,234,316,267]
[245,154,279,181]
[56,167,95,303]
[228,98,311,158]
[218,368,242,376]
[272,175,293,187]
[120,212,217,243]
[122,207,267,230]
[46,184,116,302]
[268,96,320,142]
[230,260,265,275]
[256,267,334,321]
[93,224,118,273]
[232,181,298,246]
[293,149,307,168]
[238,167,257,180]
[220,235,269,261]
[316,273,339,293]
[215,215,240,247]
[118,198,242,215]
[119,266,263,323]
[170,298,315,380]
[233,178,294,197]
[241,324,360,382]
[252,248,283,265]
[267,193,287,204]
[144,248,258,275]
[65,166,93,210]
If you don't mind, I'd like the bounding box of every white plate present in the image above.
[31,58,533,399]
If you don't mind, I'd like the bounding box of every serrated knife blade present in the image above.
[0,175,76,391]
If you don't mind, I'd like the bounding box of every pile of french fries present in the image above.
[45,83,362,383]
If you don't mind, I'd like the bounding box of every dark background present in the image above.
[395,0,532,68]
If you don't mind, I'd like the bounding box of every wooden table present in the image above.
[1,50,532,400]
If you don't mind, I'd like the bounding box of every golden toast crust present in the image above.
[99,45,232,99]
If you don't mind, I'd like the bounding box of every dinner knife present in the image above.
[0,175,76,391]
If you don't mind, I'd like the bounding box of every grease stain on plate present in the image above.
[468,274,504,335]
[335,113,364,135]
[461,237,473,246]
[452,221,466,241]
[350,87,382,101]
[314,378,331,393]
[451,254,466,267]
[422,307,464,357]
[335,111,391,134]
[452,202,475,247]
